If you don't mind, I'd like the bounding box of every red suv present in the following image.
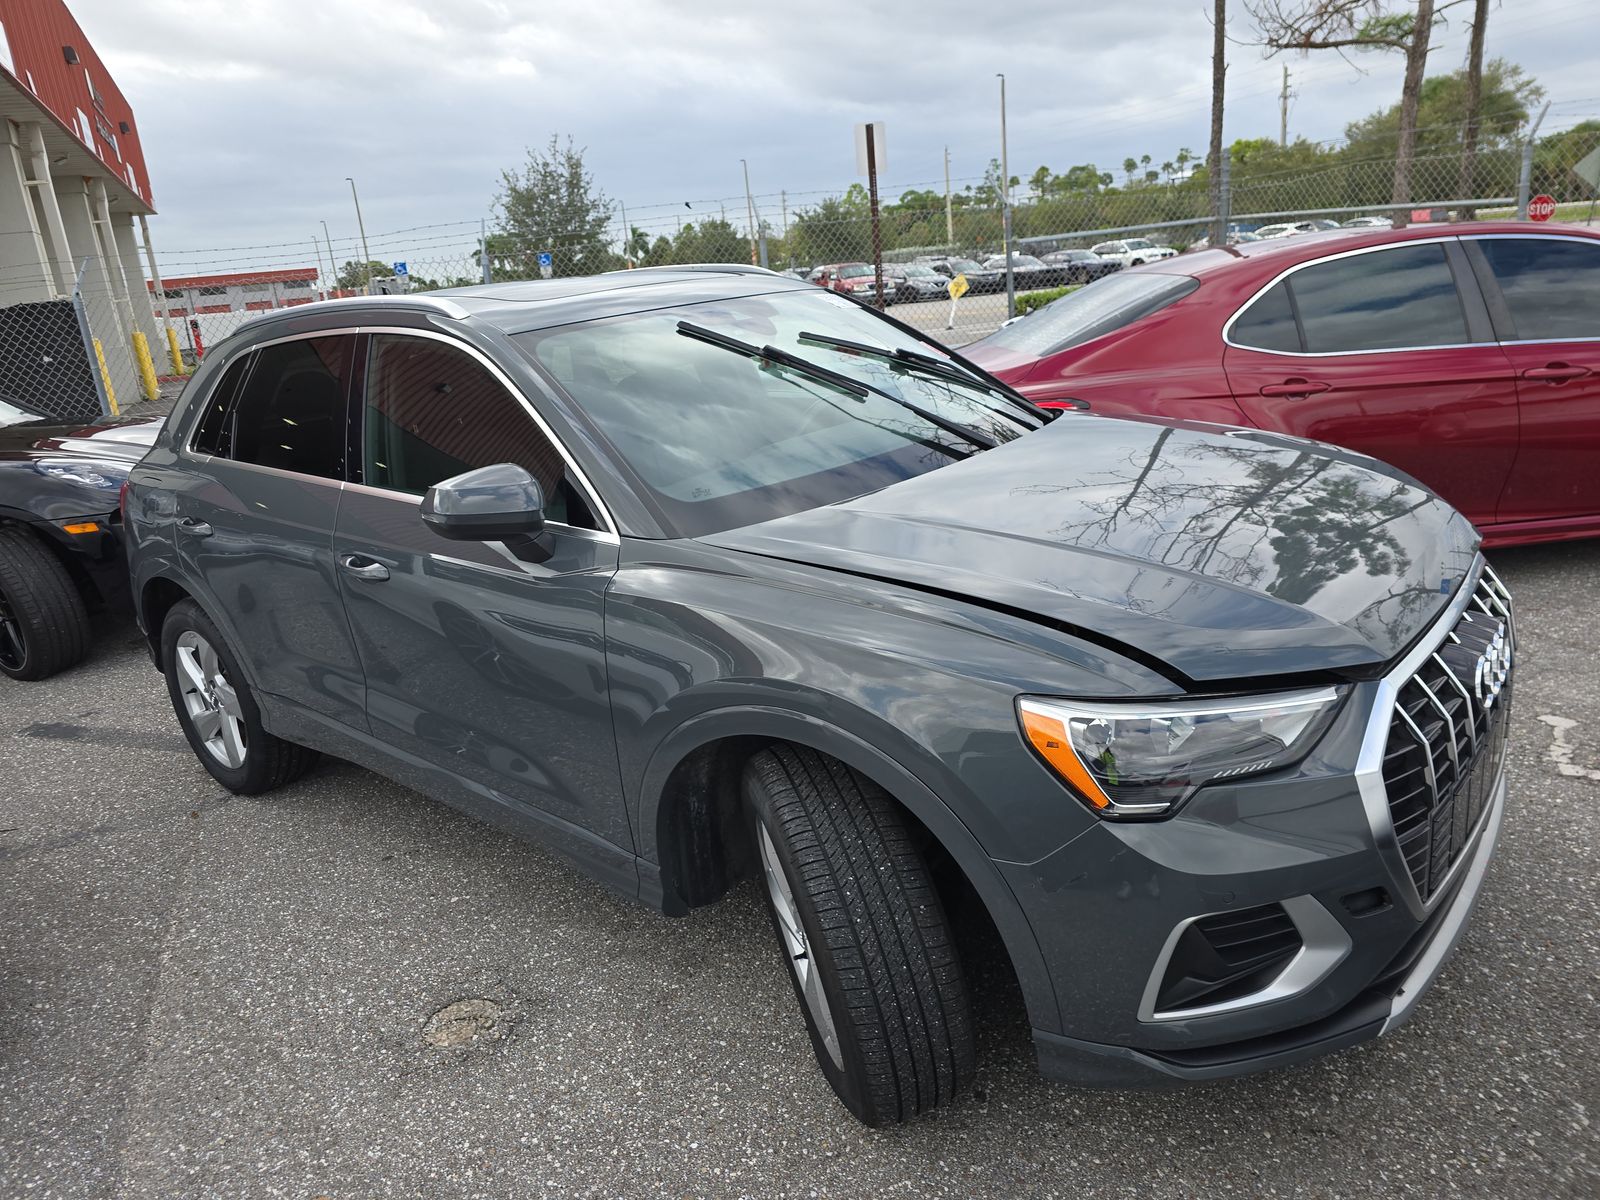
[965,222,1600,547]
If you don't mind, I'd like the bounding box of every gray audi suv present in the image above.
[123,267,1514,1125]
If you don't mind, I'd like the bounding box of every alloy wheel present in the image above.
[0,588,25,672]
[758,822,843,1068]
[175,629,247,768]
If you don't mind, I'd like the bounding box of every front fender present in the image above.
[635,700,1061,1034]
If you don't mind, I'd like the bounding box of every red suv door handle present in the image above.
[1259,378,1331,398]
[1522,363,1591,383]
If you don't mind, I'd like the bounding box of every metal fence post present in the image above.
[70,256,114,418]
[1516,141,1533,219]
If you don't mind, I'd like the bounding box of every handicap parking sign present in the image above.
[393,261,408,275]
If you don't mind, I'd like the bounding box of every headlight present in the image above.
[1017,687,1343,819]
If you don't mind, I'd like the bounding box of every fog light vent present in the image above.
[1154,902,1303,1014]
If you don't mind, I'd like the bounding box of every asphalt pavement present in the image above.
[2,541,1598,1199]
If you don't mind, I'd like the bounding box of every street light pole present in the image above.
[346,177,373,295]
[741,158,758,266]
[320,220,338,298]
[998,73,1015,318]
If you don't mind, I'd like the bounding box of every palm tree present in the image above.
[625,225,650,266]
[1122,157,1138,186]
[1162,160,1176,183]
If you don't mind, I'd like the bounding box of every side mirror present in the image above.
[420,462,546,542]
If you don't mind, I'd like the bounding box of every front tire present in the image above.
[744,745,975,1125]
[0,524,91,681]
[160,599,317,793]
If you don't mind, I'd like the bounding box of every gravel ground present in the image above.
[1,541,1597,1199]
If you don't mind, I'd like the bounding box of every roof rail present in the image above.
[605,263,782,278]
[259,294,472,320]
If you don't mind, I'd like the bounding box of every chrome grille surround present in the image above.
[1354,559,1514,920]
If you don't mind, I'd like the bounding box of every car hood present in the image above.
[706,416,1480,684]
[0,414,163,463]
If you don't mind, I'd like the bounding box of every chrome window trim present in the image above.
[1353,555,1505,921]
[1136,895,1352,1024]
[1221,236,1498,358]
[181,324,619,543]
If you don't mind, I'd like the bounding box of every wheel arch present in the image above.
[638,705,1060,1032]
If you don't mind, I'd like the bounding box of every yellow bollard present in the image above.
[164,326,187,375]
[92,338,118,416]
[131,331,160,401]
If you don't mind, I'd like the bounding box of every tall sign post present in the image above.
[856,122,887,310]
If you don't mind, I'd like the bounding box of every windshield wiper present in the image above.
[796,331,1046,428]
[676,321,998,451]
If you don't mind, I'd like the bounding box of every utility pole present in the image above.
[780,190,788,240]
[346,177,372,295]
[1279,65,1291,147]
[311,238,329,300]
[619,199,631,268]
[741,158,758,266]
[944,145,954,246]
[320,220,338,297]
[480,217,492,284]
[998,74,1015,318]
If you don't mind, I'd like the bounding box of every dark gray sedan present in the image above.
[124,267,1513,1126]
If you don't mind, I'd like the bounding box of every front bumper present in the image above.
[1031,763,1505,1085]
[1002,560,1513,1085]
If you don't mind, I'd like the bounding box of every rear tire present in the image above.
[160,599,317,794]
[743,744,975,1125]
[0,524,91,681]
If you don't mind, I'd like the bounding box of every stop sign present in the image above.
[1528,193,1557,221]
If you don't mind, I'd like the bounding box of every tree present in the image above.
[1456,0,1489,209]
[494,135,615,278]
[624,225,650,266]
[1248,0,1470,206]
[1123,157,1138,185]
[1029,165,1052,201]
[1209,0,1228,243]
[335,260,390,292]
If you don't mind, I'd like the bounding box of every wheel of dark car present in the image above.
[0,524,91,682]
[160,599,317,793]
[743,744,975,1125]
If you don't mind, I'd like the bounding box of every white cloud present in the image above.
[67,0,1599,270]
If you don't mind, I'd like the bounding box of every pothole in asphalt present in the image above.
[422,997,509,1049]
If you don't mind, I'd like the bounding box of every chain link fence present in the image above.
[143,113,1600,352]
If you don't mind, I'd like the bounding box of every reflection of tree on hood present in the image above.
[1035,427,1426,628]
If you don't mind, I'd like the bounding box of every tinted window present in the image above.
[189,352,255,456]
[1477,237,1600,341]
[228,336,352,479]
[362,334,595,528]
[1231,282,1302,352]
[975,272,1200,358]
[1289,244,1467,352]
[514,289,1033,537]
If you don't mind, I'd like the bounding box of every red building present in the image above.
[151,267,322,317]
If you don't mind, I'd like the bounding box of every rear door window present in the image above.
[1475,236,1600,341]
[1287,243,1469,353]
[226,336,354,479]
[1230,282,1302,353]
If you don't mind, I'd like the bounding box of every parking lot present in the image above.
[0,539,1595,1199]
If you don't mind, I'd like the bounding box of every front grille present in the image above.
[1381,567,1514,903]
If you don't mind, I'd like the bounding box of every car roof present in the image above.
[234,266,819,339]
[1141,219,1600,280]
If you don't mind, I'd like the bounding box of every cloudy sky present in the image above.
[70,0,1600,276]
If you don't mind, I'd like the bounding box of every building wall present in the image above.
[0,0,152,206]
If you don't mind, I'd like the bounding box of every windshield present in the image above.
[972,272,1200,358]
[1124,238,1154,250]
[903,265,939,278]
[514,289,1036,537]
[947,258,983,273]
[0,395,42,427]
[838,264,872,279]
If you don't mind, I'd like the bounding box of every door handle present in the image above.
[1522,363,1591,383]
[177,517,212,538]
[1259,379,1331,398]
[339,554,390,582]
